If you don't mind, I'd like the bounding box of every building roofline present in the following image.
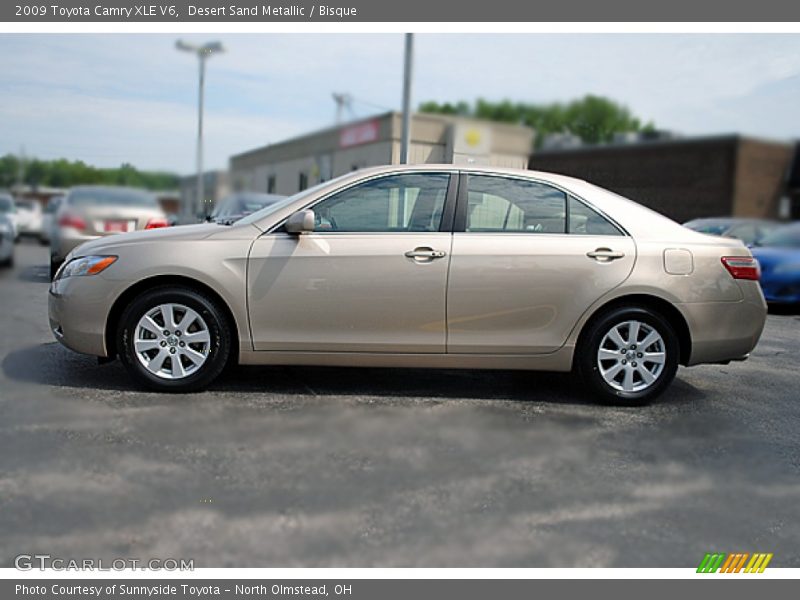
[533,133,793,157]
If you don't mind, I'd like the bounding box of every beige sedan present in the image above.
[48,165,767,404]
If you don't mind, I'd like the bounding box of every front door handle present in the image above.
[405,247,447,261]
[587,248,625,262]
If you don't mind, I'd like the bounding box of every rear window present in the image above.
[69,188,157,208]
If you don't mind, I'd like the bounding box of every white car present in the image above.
[15,199,43,239]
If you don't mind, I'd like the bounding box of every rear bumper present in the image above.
[678,281,767,366]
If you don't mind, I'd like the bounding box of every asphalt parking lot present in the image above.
[1,241,798,568]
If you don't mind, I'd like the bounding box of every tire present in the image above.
[117,286,231,393]
[576,305,679,406]
[50,257,63,280]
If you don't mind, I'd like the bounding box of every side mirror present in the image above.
[285,209,315,234]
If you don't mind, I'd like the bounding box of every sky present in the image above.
[2,33,800,175]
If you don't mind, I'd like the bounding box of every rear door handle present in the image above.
[405,247,447,260]
[587,248,625,262]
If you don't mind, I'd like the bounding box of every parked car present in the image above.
[0,193,17,242]
[0,212,14,267]
[49,166,766,403]
[683,217,778,246]
[750,222,800,305]
[14,199,43,240]
[40,195,64,245]
[50,186,168,279]
[209,192,286,224]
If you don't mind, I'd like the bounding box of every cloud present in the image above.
[1,34,800,173]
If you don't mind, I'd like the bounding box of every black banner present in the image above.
[5,579,799,600]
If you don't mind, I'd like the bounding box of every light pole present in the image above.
[400,33,414,164]
[176,39,224,220]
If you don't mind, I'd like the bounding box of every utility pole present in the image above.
[176,39,224,220]
[400,33,414,164]
[332,93,353,124]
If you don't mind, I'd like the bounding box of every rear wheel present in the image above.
[577,306,679,405]
[117,287,231,392]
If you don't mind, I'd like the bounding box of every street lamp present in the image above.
[176,39,225,220]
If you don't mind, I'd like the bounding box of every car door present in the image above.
[247,171,457,353]
[447,173,636,354]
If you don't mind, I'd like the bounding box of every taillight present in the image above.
[145,217,169,230]
[721,256,760,281]
[58,213,86,231]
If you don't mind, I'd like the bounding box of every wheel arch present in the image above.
[573,294,692,367]
[105,275,241,362]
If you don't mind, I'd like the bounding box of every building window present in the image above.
[267,175,276,194]
[298,172,308,192]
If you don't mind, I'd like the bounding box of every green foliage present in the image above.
[0,155,179,191]
[419,95,656,148]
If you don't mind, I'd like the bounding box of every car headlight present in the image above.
[56,255,118,280]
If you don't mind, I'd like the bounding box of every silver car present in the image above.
[50,186,168,278]
[48,165,767,404]
[0,212,14,267]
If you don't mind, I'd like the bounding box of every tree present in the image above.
[0,155,180,191]
[420,95,656,148]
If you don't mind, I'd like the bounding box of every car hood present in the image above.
[71,223,255,257]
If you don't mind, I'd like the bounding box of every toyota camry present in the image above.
[48,165,767,404]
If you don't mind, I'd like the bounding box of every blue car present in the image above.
[751,222,800,304]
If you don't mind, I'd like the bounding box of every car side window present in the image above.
[465,175,566,233]
[568,196,623,236]
[311,173,450,232]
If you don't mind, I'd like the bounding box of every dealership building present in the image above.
[529,134,795,222]
[229,111,535,196]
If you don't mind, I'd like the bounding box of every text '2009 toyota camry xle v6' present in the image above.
[49,165,767,404]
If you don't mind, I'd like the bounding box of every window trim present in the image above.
[454,171,629,237]
[267,170,460,235]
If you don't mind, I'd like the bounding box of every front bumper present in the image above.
[49,274,116,357]
[759,276,800,304]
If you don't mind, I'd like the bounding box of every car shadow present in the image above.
[2,342,705,407]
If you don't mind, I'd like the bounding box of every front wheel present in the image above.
[117,287,231,392]
[577,306,679,405]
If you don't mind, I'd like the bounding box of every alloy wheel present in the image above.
[133,303,211,380]
[597,320,666,393]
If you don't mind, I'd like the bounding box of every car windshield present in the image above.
[0,196,13,213]
[237,174,354,226]
[758,225,800,248]
[213,193,285,220]
[69,188,157,208]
